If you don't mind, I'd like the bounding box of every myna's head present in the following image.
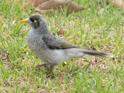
[21,15,47,29]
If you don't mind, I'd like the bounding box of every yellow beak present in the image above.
[20,18,29,24]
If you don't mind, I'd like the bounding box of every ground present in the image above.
[0,0,124,93]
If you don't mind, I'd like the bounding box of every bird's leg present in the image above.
[46,64,55,73]
[46,64,55,78]
[35,63,47,70]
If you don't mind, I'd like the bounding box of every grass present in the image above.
[0,0,124,93]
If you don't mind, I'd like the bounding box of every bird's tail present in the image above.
[81,49,107,57]
[66,48,109,58]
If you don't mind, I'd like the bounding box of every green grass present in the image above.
[0,0,124,93]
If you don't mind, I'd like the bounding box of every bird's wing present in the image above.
[42,34,78,49]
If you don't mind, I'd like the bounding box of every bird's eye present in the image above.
[30,18,37,23]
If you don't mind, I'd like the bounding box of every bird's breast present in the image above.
[27,31,47,50]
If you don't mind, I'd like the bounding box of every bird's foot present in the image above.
[46,71,55,78]
[35,63,55,78]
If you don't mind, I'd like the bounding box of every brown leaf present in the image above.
[112,0,124,9]
[29,0,84,13]
[0,50,10,62]
[29,0,47,7]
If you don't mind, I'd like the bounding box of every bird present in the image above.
[20,15,107,73]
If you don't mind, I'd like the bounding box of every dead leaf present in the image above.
[112,0,124,9]
[29,0,47,7]
[0,50,10,62]
[29,0,84,13]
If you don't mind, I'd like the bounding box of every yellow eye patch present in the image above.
[34,20,37,23]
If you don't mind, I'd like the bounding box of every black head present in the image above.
[29,15,47,29]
